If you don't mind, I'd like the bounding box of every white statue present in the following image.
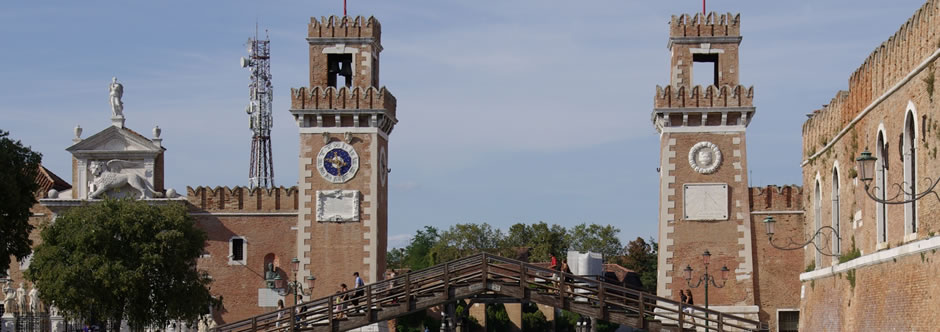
[2,281,15,315]
[27,286,39,313]
[15,283,26,314]
[109,77,124,117]
[88,160,155,199]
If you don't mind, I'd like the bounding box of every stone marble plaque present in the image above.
[683,183,728,220]
[316,190,360,222]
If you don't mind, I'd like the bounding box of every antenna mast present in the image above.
[241,29,275,189]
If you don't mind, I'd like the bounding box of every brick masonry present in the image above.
[654,12,804,331]
[799,0,940,330]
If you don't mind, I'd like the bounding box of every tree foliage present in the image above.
[500,222,568,262]
[612,237,658,293]
[566,223,624,261]
[26,199,215,329]
[0,130,42,270]
[430,223,502,265]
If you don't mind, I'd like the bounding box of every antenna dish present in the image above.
[240,57,250,68]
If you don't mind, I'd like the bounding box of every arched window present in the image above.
[904,109,917,235]
[831,167,840,255]
[876,131,888,244]
[814,179,822,268]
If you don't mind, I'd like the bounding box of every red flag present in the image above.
[702,0,706,15]
[344,0,347,16]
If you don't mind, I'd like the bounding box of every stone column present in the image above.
[468,303,486,332]
[504,303,522,332]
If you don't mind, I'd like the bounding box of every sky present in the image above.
[0,0,928,249]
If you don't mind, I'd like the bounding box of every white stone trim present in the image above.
[903,102,919,237]
[657,138,677,298]
[189,212,297,216]
[297,156,314,280]
[298,127,388,141]
[750,210,804,215]
[660,125,746,133]
[366,135,380,282]
[802,47,940,166]
[229,236,247,265]
[800,235,940,281]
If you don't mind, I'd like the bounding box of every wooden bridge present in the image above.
[213,253,766,332]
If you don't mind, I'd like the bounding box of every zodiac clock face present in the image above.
[316,141,360,183]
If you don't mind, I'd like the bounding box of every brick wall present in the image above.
[800,0,940,329]
[660,131,755,306]
[749,185,804,332]
[300,133,381,299]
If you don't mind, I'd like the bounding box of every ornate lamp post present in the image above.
[285,258,316,306]
[856,149,940,204]
[762,216,840,256]
[684,250,729,332]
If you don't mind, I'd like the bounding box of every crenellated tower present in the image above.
[651,12,760,320]
[290,15,397,298]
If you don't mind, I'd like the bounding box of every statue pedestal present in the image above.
[50,315,65,332]
[111,116,125,128]
[1,314,15,332]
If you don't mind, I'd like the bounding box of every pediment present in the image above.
[67,126,163,156]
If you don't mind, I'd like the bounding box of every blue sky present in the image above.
[0,0,926,248]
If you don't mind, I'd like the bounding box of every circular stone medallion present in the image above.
[316,141,360,183]
[688,141,722,174]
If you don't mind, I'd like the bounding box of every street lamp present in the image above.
[282,257,317,306]
[856,149,940,204]
[762,216,840,256]
[684,250,729,332]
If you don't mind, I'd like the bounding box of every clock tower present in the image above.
[651,13,759,318]
[290,16,397,298]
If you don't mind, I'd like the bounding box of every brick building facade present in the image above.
[4,15,395,327]
[652,13,804,331]
[798,0,940,330]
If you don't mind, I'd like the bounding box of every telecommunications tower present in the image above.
[241,29,275,189]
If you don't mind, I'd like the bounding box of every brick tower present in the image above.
[651,13,759,318]
[290,16,397,298]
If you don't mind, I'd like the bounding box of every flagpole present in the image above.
[344,0,347,16]
[702,0,706,15]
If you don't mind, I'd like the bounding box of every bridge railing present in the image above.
[214,253,766,332]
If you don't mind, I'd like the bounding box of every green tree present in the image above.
[500,222,568,262]
[404,226,439,270]
[0,130,42,270]
[26,199,215,330]
[566,223,624,261]
[430,223,503,264]
[614,237,658,293]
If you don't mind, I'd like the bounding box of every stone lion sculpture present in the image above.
[88,160,156,199]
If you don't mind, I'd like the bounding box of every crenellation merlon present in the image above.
[186,186,299,212]
[654,84,754,108]
[748,185,804,211]
[809,0,938,138]
[308,15,381,43]
[670,12,740,38]
[290,86,397,117]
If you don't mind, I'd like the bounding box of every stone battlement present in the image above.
[308,16,381,42]
[290,86,397,117]
[186,186,298,212]
[804,0,939,135]
[670,12,741,38]
[749,185,803,211]
[654,84,754,108]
